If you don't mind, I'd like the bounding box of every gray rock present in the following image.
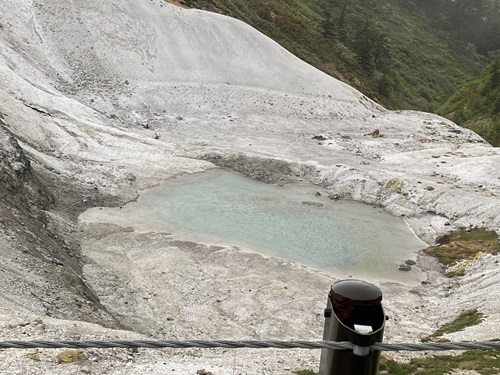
[398,264,412,272]
[301,201,324,207]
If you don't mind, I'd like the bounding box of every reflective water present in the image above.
[137,169,426,282]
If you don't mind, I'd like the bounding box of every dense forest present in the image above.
[183,0,500,146]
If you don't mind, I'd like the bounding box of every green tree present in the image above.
[336,1,348,40]
[486,120,500,145]
[489,59,500,89]
[354,18,375,73]
[322,1,347,41]
[322,10,336,39]
[353,17,389,74]
[378,73,395,99]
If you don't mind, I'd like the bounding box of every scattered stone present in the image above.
[56,350,88,364]
[425,186,435,191]
[371,129,381,137]
[26,349,41,362]
[315,191,321,196]
[312,134,328,141]
[398,264,411,272]
[435,337,451,343]
[385,178,405,194]
[301,201,324,207]
[405,259,416,266]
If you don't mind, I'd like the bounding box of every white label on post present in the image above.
[354,324,373,334]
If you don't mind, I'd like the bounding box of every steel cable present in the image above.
[0,340,499,351]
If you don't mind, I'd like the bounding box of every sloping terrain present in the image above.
[0,0,499,373]
[439,60,500,146]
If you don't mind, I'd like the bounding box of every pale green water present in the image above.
[139,169,427,282]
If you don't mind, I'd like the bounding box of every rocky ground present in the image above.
[0,0,499,374]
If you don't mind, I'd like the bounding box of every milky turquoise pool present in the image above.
[136,169,426,282]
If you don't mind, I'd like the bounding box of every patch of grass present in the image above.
[439,60,500,146]
[424,229,500,275]
[294,370,317,375]
[421,309,484,342]
[379,350,500,375]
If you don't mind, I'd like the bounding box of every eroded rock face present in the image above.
[0,126,120,328]
[198,151,315,184]
[0,126,52,210]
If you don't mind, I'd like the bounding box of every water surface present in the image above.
[136,169,426,283]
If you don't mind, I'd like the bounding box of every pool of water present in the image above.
[133,169,427,282]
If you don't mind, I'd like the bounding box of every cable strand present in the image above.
[0,340,499,351]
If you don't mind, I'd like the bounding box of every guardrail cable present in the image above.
[0,340,499,351]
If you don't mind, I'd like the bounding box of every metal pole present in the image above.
[319,279,385,375]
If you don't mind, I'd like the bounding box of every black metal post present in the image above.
[319,279,385,375]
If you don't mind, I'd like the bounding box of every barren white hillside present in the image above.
[0,0,499,374]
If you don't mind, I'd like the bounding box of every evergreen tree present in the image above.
[354,18,375,73]
[489,59,500,89]
[322,10,336,39]
[336,2,348,40]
